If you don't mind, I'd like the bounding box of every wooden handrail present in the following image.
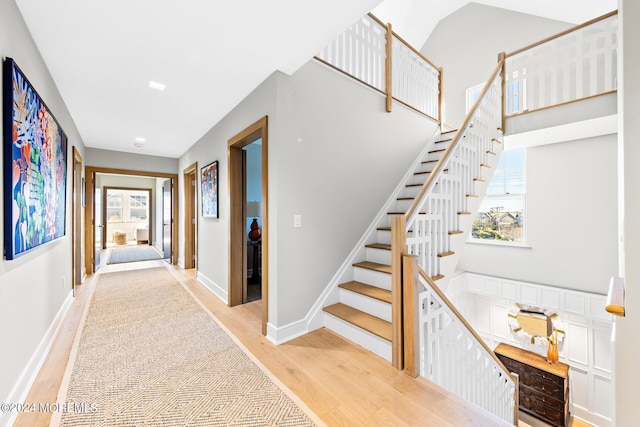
[505,10,618,58]
[391,30,440,71]
[418,267,518,385]
[404,58,505,222]
[366,12,386,28]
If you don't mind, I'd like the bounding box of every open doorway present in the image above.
[228,116,268,335]
[84,167,178,275]
[183,163,198,269]
[72,147,84,295]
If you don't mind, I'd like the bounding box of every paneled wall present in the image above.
[447,272,614,427]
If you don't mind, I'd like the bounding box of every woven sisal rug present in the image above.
[107,245,162,265]
[53,267,319,426]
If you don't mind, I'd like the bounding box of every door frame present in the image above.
[102,186,153,247]
[228,116,268,335]
[183,162,198,269]
[72,147,84,295]
[84,167,179,275]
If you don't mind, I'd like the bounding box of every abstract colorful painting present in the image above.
[201,161,218,218]
[3,58,68,259]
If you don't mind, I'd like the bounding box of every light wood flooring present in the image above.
[15,264,591,427]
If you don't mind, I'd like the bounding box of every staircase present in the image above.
[322,130,469,361]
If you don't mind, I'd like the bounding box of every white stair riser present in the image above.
[400,186,422,199]
[365,247,391,265]
[427,151,444,162]
[408,174,430,186]
[437,254,458,275]
[339,289,392,322]
[377,230,391,245]
[390,199,413,213]
[324,314,392,361]
[354,268,391,290]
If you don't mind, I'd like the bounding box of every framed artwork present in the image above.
[200,161,218,218]
[3,57,68,260]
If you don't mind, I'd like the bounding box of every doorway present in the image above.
[84,167,178,275]
[183,163,198,269]
[72,147,84,295]
[228,116,268,335]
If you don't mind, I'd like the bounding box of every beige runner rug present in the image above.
[53,267,319,426]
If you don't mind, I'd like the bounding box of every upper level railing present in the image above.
[504,11,618,116]
[316,14,442,124]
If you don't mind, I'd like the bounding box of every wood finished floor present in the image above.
[15,264,591,427]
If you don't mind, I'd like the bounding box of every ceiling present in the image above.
[15,0,616,159]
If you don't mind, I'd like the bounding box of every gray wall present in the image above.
[460,134,618,295]
[179,59,438,328]
[0,0,86,406]
[85,147,178,174]
[421,3,573,127]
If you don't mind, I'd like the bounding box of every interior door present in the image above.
[162,179,172,261]
[94,186,103,271]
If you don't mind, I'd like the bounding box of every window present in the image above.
[129,194,148,220]
[107,193,122,221]
[106,190,149,222]
[471,148,525,244]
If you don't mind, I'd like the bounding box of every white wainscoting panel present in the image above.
[447,272,613,427]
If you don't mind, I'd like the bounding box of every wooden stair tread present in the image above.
[473,178,485,182]
[338,281,392,304]
[486,150,496,155]
[432,274,445,281]
[353,261,392,274]
[323,303,392,341]
[457,211,472,215]
[437,251,455,258]
[428,148,446,154]
[365,243,391,251]
[422,160,437,164]
[465,194,479,198]
[480,163,492,168]
[492,137,502,144]
[448,230,464,235]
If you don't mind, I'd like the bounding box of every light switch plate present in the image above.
[294,215,302,228]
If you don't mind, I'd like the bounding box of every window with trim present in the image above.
[107,193,122,221]
[106,190,149,222]
[470,148,526,244]
[129,194,148,220]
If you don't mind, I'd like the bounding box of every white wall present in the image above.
[616,1,640,426]
[179,58,439,329]
[420,3,573,127]
[460,134,618,295]
[0,0,86,420]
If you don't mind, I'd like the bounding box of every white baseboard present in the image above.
[0,291,74,427]
[266,319,309,345]
[196,271,228,304]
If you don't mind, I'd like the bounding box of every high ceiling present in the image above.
[15,0,616,159]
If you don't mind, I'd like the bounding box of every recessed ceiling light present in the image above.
[149,81,166,91]
[135,137,146,142]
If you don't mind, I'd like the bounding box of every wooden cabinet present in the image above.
[495,342,569,427]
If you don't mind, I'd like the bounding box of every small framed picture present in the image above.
[201,161,218,218]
